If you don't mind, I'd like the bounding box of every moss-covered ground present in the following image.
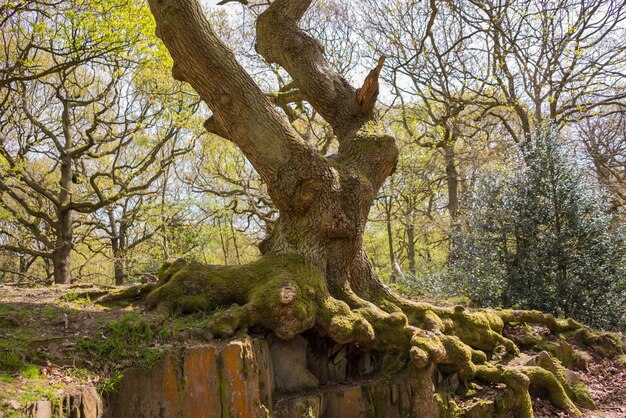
[140,255,625,417]
[0,266,624,417]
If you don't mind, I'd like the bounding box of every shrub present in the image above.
[458,128,625,330]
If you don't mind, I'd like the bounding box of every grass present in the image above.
[19,365,40,379]
[64,366,91,380]
[76,313,171,375]
[97,370,124,394]
[0,351,25,374]
[41,307,61,321]
[0,364,63,416]
[0,288,222,412]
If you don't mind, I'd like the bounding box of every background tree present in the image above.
[354,0,626,277]
[0,0,195,284]
[359,0,502,262]
[576,111,626,216]
[459,0,626,147]
[83,195,162,285]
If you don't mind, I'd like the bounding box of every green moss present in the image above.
[423,309,445,331]
[532,351,594,409]
[519,366,580,416]
[356,309,412,351]
[316,297,375,345]
[470,349,487,365]
[442,308,517,354]
[207,304,249,338]
[440,335,475,381]
[499,310,583,333]
[408,330,445,369]
[146,254,390,342]
[156,257,188,286]
[573,328,624,357]
[475,365,533,418]
[437,394,464,418]
[147,255,313,312]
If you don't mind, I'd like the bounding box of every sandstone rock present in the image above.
[24,336,428,417]
[270,335,319,393]
[275,396,320,418]
[274,374,413,418]
[464,399,495,418]
[322,386,368,417]
[252,338,274,407]
[105,337,272,417]
[27,400,52,418]
[106,354,183,417]
[220,339,269,418]
[182,345,221,418]
[80,386,103,418]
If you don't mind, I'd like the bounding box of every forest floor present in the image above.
[527,356,626,417]
[0,283,624,417]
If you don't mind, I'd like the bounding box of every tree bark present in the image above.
[406,223,416,275]
[383,196,400,282]
[443,143,461,263]
[113,256,126,286]
[52,208,72,284]
[147,0,397,306]
[112,241,128,286]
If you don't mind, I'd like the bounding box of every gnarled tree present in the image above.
[148,0,395,304]
[140,1,623,416]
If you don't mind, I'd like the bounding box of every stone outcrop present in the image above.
[26,387,103,418]
[106,339,272,418]
[274,377,413,418]
[24,334,501,418]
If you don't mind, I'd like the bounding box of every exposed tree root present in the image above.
[130,255,624,417]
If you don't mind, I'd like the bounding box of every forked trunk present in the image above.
[146,0,398,303]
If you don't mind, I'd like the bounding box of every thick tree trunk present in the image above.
[113,258,125,286]
[52,209,72,284]
[146,0,397,307]
[112,246,127,286]
[18,254,32,274]
[108,207,129,285]
[55,108,74,284]
[160,166,170,260]
[381,195,400,282]
[443,144,459,221]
